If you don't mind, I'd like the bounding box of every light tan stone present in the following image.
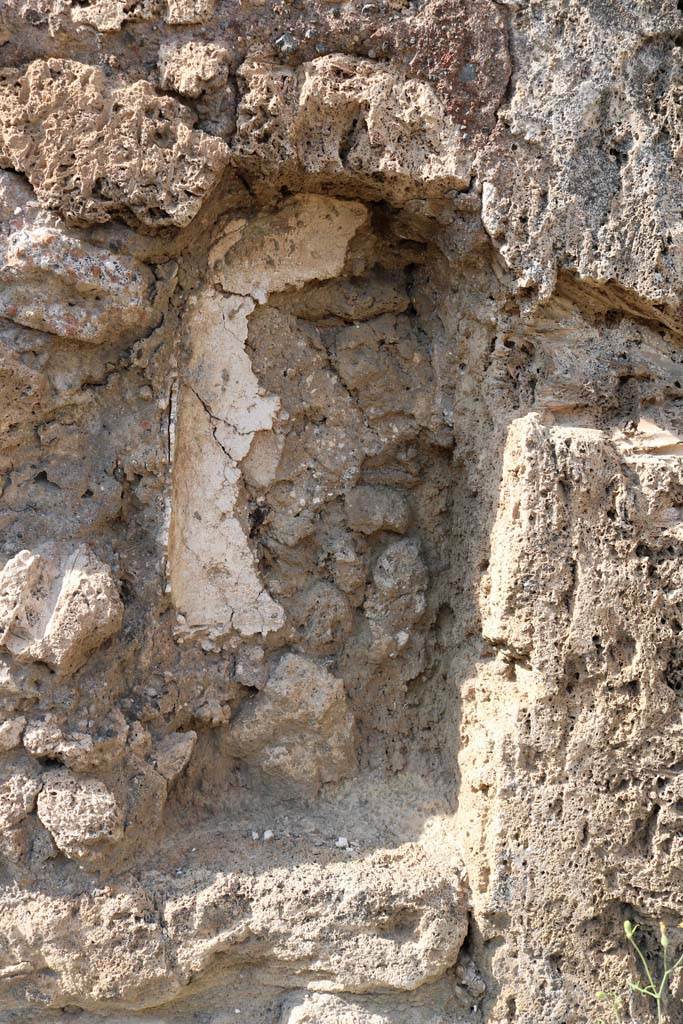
[158,41,231,98]
[233,55,473,202]
[0,60,228,228]
[225,653,356,792]
[36,770,124,861]
[0,545,123,677]
[0,3,681,1020]
[0,716,25,752]
[0,225,166,343]
[211,194,368,303]
[152,730,197,781]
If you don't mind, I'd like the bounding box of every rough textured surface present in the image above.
[0,1,681,1022]
[0,544,123,675]
[0,60,228,228]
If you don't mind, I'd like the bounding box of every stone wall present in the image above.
[0,1,681,1022]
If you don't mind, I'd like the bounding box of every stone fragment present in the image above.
[334,314,437,431]
[328,534,367,600]
[233,55,472,202]
[152,731,197,782]
[67,0,161,32]
[0,887,174,1008]
[0,60,228,228]
[272,269,410,323]
[282,993,374,1022]
[282,991,449,1023]
[0,758,41,830]
[479,3,682,323]
[170,196,372,643]
[0,544,123,677]
[127,722,153,759]
[380,0,510,135]
[0,226,162,343]
[225,653,356,792]
[0,822,30,867]
[345,485,410,535]
[372,539,428,598]
[295,582,353,654]
[211,194,368,302]
[483,411,683,688]
[58,0,216,30]
[240,431,285,490]
[23,710,129,772]
[166,0,214,24]
[0,716,25,752]
[168,840,467,992]
[119,757,169,849]
[0,836,467,1006]
[158,41,231,98]
[36,770,124,861]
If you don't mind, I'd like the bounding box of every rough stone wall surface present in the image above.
[0,1,680,1023]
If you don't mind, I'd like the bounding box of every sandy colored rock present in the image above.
[0,715,25,752]
[293,581,354,654]
[0,834,467,1008]
[152,730,197,781]
[281,985,478,1024]
[0,224,165,343]
[225,653,356,792]
[37,769,125,862]
[164,840,468,995]
[212,194,368,302]
[233,55,473,202]
[480,2,682,327]
[23,710,129,772]
[364,539,428,662]
[158,41,231,98]
[0,544,123,677]
[166,0,214,24]
[345,486,410,536]
[0,60,228,228]
[273,270,411,324]
[0,757,42,830]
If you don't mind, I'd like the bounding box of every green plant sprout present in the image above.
[597,920,683,1023]
[619,920,683,1023]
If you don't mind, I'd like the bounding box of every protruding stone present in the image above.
[211,195,368,303]
[233,55,473,202]
[158,41,231,98]
[166,0,215,25]
[36,770,124,862]
[0,60,228,228]
[153,731,197,782]
[225,653,356,792]
[23,711,129,772]
[0,544,123,677]
[364,539,428,661]
[0,716,25,753]
[345,485,410,535]
[0,758,41,830]
[0,226,164,344]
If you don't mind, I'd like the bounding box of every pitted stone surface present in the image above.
[0,2,681,1022]
[0,60,228,228]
